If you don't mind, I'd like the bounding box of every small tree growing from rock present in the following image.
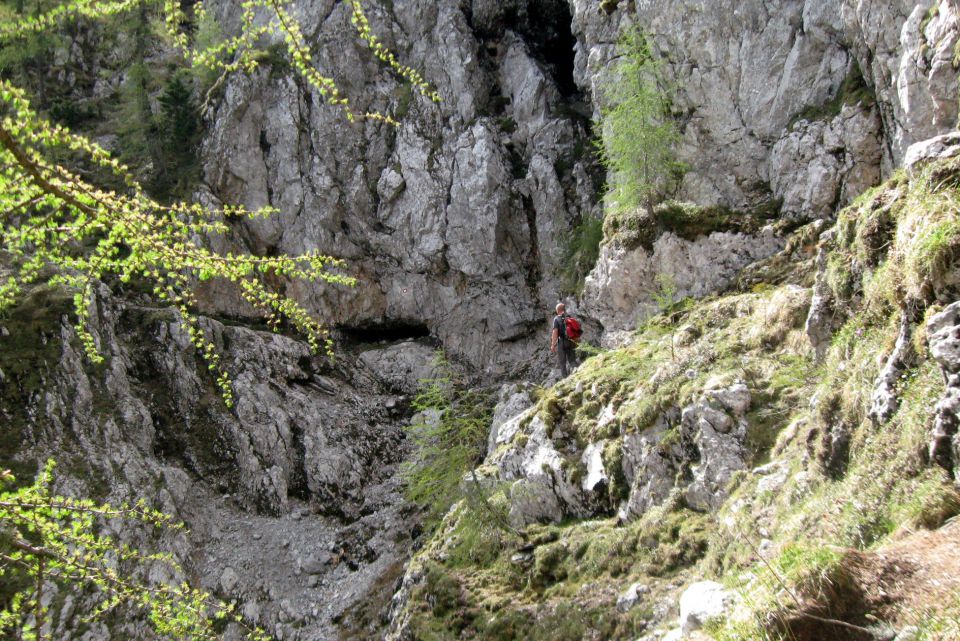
[596,27,686,216]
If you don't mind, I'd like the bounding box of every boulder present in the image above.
[358,341,440,395]
[681,386,751,511]
[616,581,651,612]
[905,132,960,173]
[488,383,536,454]
[679,581,737,633]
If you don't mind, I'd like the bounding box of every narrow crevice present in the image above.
[470,0,585,110]
[522,194,542,291]
[516,0,580,99]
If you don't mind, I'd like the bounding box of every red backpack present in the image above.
[564,316,583,343]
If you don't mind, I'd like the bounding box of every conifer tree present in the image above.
[596,27,686,215]
[0,0,439,403]
[0,1,439,638]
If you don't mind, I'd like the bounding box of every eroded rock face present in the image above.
[805,231,838,361]
[4,288,416,641]
[481,382,752,527]
[618,418,683,520]
[195,0,960,369]
[492,413,601,526]
[582,231,784,334]
[771,104,884,221]
[200,0,597,376]
[572,0,957,216]
[357,341,440,395]
[928,301,960,476]
[905,130,960,171]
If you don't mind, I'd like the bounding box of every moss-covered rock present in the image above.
[603,200,781,252]
[395,157,960,641]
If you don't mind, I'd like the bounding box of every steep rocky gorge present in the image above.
[3,1,960,640]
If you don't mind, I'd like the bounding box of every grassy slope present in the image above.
[397,159,960,641]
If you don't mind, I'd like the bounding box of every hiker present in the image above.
[551,303,581,378]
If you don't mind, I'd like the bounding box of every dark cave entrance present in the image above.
[338,321,432,345]
[514,0,581,99]
[470,0,583,102]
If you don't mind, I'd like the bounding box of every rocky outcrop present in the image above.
[357,341,440,395]
[492,411,599,526]
[583,231,783,334]
[905,130,960,172]
[0,287,420,641]
[481,381,753,527]
[928,301,960,477]
[870,310,916,424]
[487,382,537,453]
[680,384,752,511]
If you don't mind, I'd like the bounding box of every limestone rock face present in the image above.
[618,419,682,520]
[6,288,414,641]
[200,0,597,376]
[582,231,783,334]
[491,413,600,526]
[805,231,838,361]
[928,301,960,476]
[195,0,960,365]
[571,0,958,214]
[681,385,752,511]
[869,311,916,425]
[770,104,884,221]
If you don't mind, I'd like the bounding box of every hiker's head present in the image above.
[555,303,565,315]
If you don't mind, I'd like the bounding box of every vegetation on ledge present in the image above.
[602,198,783,252]
[396,157,960,641]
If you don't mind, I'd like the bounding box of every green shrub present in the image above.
[560,214,604,295]
[402,355,494,531]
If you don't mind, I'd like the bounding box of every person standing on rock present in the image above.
[551,303,578,378]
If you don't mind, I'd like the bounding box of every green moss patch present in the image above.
[603,199,780,251]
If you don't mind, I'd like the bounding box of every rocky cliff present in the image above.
[384,140,960,641]
[579,0,959,333]
[197,0,600,376]
[2,1,960,641]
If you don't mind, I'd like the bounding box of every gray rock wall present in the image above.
[572,0,957,217]
[200,0,599,375]
[2,287,428,641]
[199,0,960,357]
[574,0,958,334]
